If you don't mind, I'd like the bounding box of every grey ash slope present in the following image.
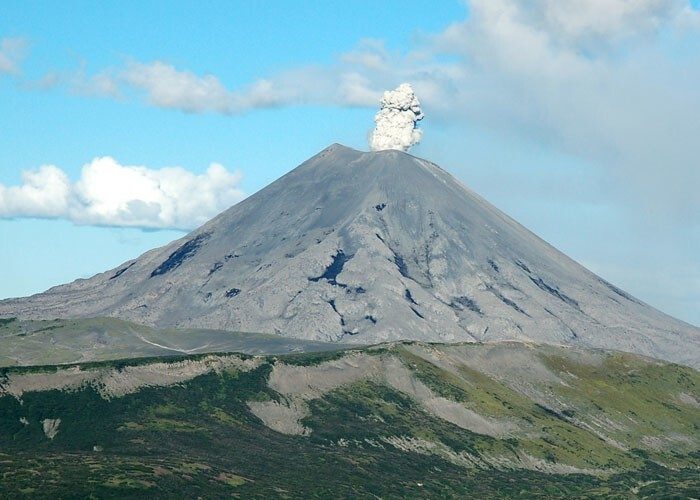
[2,144,698,367]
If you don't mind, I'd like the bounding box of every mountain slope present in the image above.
[0,342,698,497]
[1,144,698,366]
[0,317,342,367]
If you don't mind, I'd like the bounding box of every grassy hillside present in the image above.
[0,342,698,498]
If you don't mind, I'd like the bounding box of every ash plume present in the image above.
[369,83,424,152]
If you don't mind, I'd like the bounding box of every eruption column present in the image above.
[369,83,424,152]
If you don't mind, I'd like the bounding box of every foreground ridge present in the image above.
[0,342,698,497]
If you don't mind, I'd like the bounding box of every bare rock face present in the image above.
[1,144,698,366]
[42,418,61,440]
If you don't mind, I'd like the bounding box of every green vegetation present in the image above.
[0,343,697,498]
[0,316,16,326]
[276,347,356,366]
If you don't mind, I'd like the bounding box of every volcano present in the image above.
[2,144,697,366]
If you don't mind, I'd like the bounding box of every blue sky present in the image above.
[1,0,698,326]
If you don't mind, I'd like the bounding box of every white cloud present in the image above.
[122,61,234,113]
[341,39,391,70]
[534,0,690,46]
[0,158,245,230]
[0,37,28,75]
[71,68,122,97]
[0,165,71,217]
[57,59,383,113]
[420,0,700,225]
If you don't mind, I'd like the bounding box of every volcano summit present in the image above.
[1,144,697,367]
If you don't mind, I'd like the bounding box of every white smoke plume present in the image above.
[369,83,424,152]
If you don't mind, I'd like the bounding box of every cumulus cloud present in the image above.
[369,83,424,151]
[0,166,71,217]
[0,158,245,229]
[0,37,28,75]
